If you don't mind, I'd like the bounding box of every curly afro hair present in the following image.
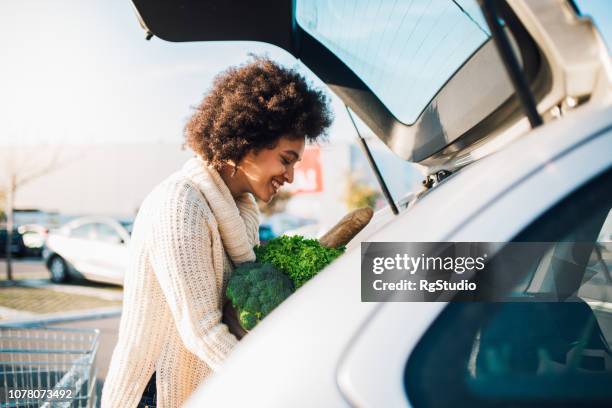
[184,57,333,171]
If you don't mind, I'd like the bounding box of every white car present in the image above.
[43,216,131,285]
[130,0,612,406]
[17,224,48,257]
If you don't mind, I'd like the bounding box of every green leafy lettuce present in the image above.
[254,235,345,288]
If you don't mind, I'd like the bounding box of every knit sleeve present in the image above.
[148,181,238,370]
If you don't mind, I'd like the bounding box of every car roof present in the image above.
[62,216,125,230]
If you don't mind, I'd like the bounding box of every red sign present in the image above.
[289,146,323,194]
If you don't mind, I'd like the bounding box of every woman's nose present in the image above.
[284,166,295,184]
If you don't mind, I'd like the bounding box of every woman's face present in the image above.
[238,136,305,203]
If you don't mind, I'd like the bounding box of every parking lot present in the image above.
[0,258,122,381]
[0,259,122,318]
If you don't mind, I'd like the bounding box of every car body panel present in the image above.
[336,112,612,407]
[18,224,48,255]
[337,302,447,408]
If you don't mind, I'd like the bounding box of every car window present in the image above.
[119,221,133,235]
[598,209,612,242]
[95,223,123,244]
[296,0,490,124]
[347,109,423,208]
[69,224,95,240]
[404,168,612,407]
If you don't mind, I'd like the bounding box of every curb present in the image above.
[0,279,49,288]
[0,305,37,320]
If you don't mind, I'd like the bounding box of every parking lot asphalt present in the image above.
[0,257,49,281]
[0,258,123,384]
[0,258,123,320]
[51,315,121,382]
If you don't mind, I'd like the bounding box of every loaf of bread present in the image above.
[318,207,374,249]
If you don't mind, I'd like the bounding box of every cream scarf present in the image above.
[182,156,260,264]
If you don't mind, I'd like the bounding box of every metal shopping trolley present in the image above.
[0,327,99,408]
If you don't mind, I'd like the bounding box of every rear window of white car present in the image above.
[296,0,491,124]
[70,224,95,239]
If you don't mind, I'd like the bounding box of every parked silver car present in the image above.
[43,216,131,285]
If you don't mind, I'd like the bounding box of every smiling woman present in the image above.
[184,56,333,202]
[101,57,333,408]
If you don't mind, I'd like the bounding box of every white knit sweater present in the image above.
[101,157,260,408]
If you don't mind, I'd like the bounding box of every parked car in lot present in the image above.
[17,224,48,257]
[258,224,275,244]
[130,0,612,406]
[43,216,131,285]
[0,227,27,258]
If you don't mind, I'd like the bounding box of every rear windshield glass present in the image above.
[296,0,491,124]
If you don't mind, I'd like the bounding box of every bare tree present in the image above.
[0,189,5,220]
[1,147,67,281]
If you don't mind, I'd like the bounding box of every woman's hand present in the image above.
[222,301,248,340]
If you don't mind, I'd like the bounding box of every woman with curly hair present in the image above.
[101,57,333,408]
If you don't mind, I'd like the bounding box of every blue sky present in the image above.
[576,0,612,49]
[0,0,353,146]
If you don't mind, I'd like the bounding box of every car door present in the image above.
[86,222,129,284]
[58,222,99,273]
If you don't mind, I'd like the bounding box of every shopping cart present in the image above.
[0,327,99,408]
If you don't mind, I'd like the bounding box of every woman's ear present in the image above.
[223,160,239,177]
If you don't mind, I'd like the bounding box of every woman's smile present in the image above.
[271,178,283,194]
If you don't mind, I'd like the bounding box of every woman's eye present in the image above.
[281,157,291,165]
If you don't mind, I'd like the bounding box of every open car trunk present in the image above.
[131,0,610,171]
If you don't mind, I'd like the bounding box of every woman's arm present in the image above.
[148,182,238,370]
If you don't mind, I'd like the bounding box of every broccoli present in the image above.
[226,236,346,331]
[226,262,294,330]
[254,235,345,288]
